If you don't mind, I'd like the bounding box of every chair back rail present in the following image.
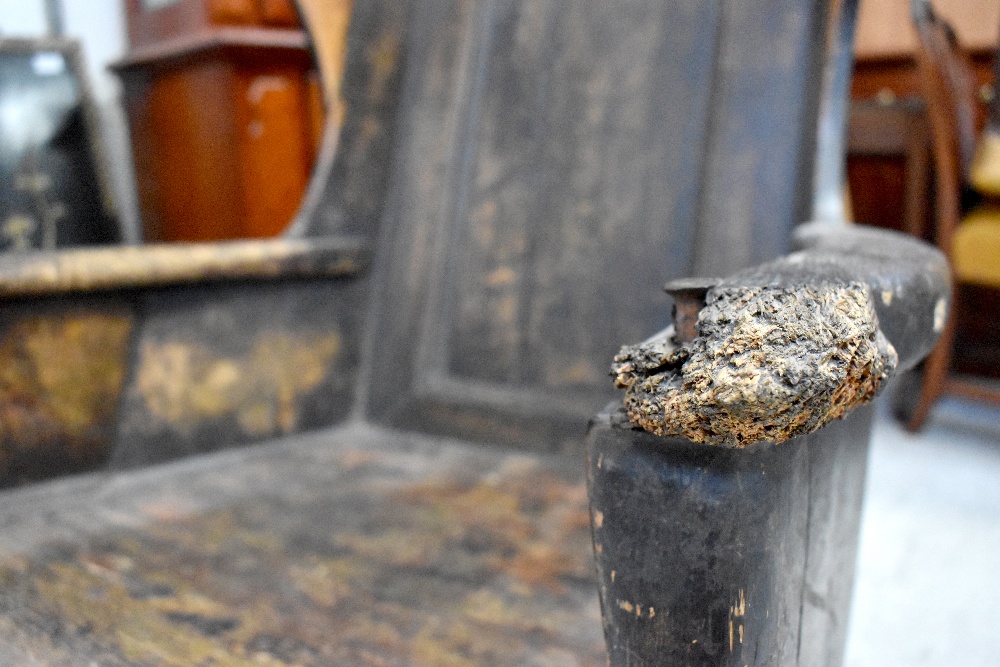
[912,0,979,254]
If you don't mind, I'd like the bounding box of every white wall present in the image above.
[0,2,48,36]
[62,0,129,102]
[1,0,128,100]
[0,0,141,242]
[856,0,1000,58]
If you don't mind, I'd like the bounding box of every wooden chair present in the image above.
[899,0,1000,430]
[0,0,936,664]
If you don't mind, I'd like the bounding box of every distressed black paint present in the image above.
[587,224,950,665]
[587,404,873,666]
[364,0,830,452]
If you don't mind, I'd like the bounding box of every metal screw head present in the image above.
[663,278,719,343]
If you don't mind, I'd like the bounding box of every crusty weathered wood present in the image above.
[613,282,895,447]
[611,223,949,448]
[587,223,950,666]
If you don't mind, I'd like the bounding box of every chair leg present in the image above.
[903,300,956,432]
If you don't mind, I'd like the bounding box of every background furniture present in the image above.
[113,0,326,241]
[848,97,931,238]
[848,0,1000,388]
[897,0,1000,430]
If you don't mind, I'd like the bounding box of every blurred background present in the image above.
[0,0,325,247]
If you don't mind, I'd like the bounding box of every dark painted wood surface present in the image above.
[0,425,604,666]
[587,404,873,666]
[0,0,835,481]
[0,4,883,663]
[289,0,413,239]
[0,295,136,488]
[111,277,368,470]
[0,236,367,488]
[364,0,829,452]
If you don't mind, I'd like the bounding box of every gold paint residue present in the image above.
[32,561,289,667]
[731,588,746,618]
[728,589,747,653]
[137,331,340,438]
[288,558,356,608]
[0,312,132,451]
[485,267,517,287]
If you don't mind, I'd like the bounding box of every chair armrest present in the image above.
[587,224,948,665]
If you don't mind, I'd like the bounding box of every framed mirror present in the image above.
[0,38,119,251]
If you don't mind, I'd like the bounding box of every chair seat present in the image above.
[0,425,604,666]
[954,207,1000,288]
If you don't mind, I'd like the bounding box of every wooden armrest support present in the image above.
[588,224,949,666]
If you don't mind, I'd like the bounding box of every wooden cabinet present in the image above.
[124,0,302,48]
[114,0,324,241]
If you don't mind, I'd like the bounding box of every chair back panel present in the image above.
[361,0,834,452]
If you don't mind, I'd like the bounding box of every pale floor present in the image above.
[845,396,1000,666]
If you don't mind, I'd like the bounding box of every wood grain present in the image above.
[363,0,831,453]
[0,426,605,665]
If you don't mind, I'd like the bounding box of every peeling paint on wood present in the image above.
[0,238,367,298]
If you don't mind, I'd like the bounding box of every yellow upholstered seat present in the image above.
[970,130,1000,198]
[953,207,1000,288]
